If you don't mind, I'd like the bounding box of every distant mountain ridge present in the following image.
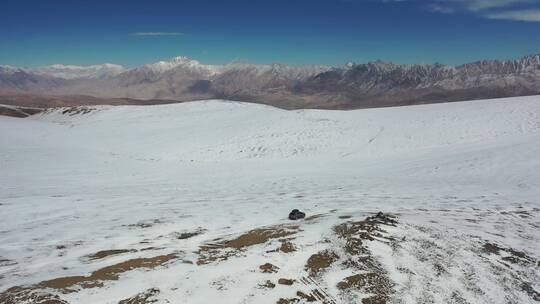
[0,63,126,79]
[1,54,539,109]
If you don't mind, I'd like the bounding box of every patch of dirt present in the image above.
[361,295,387,304]
[225,226,299,249]
[259,280,276,289]
[42,254,177,291]
[297,291,317,302]
[334,212,397,257]
[338,276,389,304]
[337,274,364,290]
[299,277,339,304]
[521,282,540,301]
[197,224,299,265]
[260,263,280,273]
[305,250,339,277]
[118,288,160,304]
[279,240,296,253]
[85,249,136,260]
[140,247,165,251]
[482,242,535,265]
[275,291,319,304]
[0,287,69,304]
[267,239,297,253]
[332,212,397,303]
[278,278,295,285]
[270,213,396,304]
[196,247,237,266]
[336,273,390,297]
[280,277,338,304]
[54,241,83,256]
[174,228,205,240]
[0,254,179,302]
[482,242,502,254]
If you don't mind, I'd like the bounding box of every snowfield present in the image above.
[0,96,539,304]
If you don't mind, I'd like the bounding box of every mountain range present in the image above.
[1,54,540,110]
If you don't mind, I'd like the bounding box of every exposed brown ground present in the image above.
[259,280,276,289]
[332,213,397,304]
[174,229,205,240]
[1,213,405,304]
[0,254,178,304]
[278,278,295,285]
[279,240,296,253]
[260,263,280,273]
[197,224,299,265]
[277,276,338,304]
[305,250,339,277]
[482,242,535,265]
[176,232,199,239]
[118,288,160,304]
[0,288,69,304]
[254,213,399,304]
[86,249,136,260]
[41,254,178,291]
[225,226,299,249]
[297,291,317,302]
[481,241,539,299]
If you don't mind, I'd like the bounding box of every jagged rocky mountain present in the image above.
[1,54,540,109]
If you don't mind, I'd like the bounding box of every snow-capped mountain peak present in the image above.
[140,56,222,76]
[31,63,126,79]
[0,65,23,74]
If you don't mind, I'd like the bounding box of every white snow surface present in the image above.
[0,96,539,303]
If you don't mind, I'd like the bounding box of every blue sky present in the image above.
[1,0,539,67]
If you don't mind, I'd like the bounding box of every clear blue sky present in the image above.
[1,0,539,67]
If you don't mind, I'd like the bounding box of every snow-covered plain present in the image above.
[0,96,539,303]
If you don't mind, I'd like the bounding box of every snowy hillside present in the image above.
[0,96,539,304]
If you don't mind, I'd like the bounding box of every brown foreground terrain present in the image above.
[1,210,537,304]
